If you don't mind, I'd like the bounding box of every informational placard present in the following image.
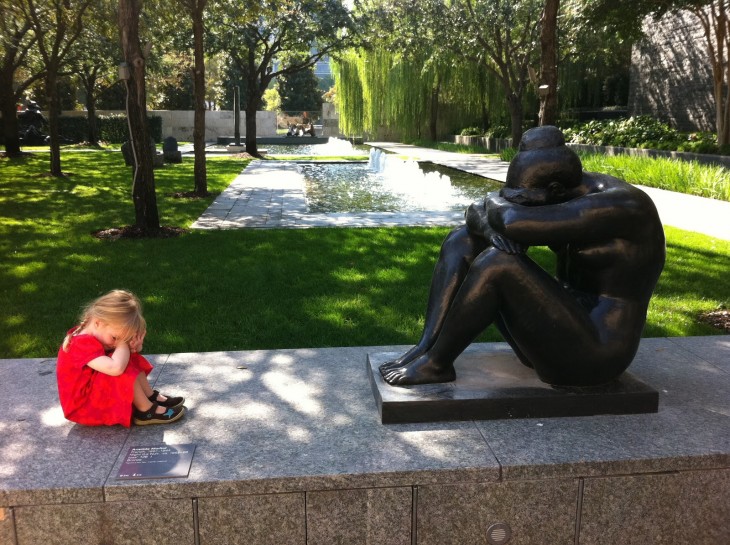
[117,444,196,480]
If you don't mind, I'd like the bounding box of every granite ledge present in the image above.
[498,452,730,482]
[2,337,728,510]
[102,466,499,503]
[0,486,106,509]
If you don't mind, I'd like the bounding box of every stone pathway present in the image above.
[192,143,730,240]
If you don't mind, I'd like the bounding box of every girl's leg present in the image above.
[132,365,173,405]
[132,373,167,414]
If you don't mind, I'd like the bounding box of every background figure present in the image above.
[381,126,665,387]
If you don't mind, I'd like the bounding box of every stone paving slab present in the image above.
[1,336,728,510]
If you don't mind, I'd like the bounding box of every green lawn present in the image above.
[1,150,728,359]
[580,153,730,201]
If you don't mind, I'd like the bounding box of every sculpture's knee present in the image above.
[440,225,486,261]
[471,246,517,274]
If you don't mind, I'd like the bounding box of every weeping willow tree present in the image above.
[331,51,363,136]
[332,47,510,141]
[332,0,529,141]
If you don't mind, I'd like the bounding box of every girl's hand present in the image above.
[129,330,146,353]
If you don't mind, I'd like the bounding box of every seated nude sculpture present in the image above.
[380,126,666,387]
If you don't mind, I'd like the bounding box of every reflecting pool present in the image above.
[301,148,502,213]
[264,137,368,156]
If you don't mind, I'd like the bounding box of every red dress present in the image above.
[56,330,153,427]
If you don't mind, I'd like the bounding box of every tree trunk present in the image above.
[191,0,208,195]
[244,43,259,157]
[507,94,524,147]
[83,72,99,145]
[0,75,22,156]
[119,0,160,234]
[86,100,98,146]
[714,4,730,146]
[233,86,241,145]
[46,70,63,176]
[478,67,490,132]
[539,0,559,127]
[245,100,258,156]
[429,80,440,141]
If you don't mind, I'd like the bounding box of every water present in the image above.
[301,148,501,213]
[264,137,367,156]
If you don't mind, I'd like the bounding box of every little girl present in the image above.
[57,289,185,427]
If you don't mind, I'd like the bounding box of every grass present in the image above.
[580,153,730,202]
[1,150,728,359]
[415,141,730,202]
[405,138,499,156]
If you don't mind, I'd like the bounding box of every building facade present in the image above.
[628,8,715,132]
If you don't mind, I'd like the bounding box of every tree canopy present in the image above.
[1,0,724,150]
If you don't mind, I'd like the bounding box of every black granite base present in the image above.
[367,346,659,424]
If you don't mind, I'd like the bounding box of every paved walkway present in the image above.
[192,143,730,240]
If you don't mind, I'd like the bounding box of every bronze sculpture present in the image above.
[380,126,666,387]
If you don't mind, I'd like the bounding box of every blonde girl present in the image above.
[57,290,185,427]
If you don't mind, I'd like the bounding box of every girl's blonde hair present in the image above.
[62,290,146,351]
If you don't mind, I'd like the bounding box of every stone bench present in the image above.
[1,336,728,544]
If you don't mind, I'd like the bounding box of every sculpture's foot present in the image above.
[380,353,456,386]
[378,345,426,373]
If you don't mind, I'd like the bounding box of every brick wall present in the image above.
[628,9,715,132]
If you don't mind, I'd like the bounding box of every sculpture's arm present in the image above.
[486,189,647,247]
[466,194,527,254]
[465,192,499,240]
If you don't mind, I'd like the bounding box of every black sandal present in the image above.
[147,389,185,409]
[133,402,186,426]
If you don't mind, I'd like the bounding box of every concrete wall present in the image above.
[628,9,715,132]
[321,102,340,137]
[60,109,278,141]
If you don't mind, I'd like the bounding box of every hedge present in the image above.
[1,114,162,144]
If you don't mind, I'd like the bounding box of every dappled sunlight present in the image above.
[20,282,39,293]
[0,441,29,477]
[70,185,101,197]
[0,442,26,462]
[9,260,47,278]
[332,413,353,426]
[261,370,323,415]
[196,400,275,420]
[63,253,101,265]
[389,430,450,461]
[40,406,68,427]
[332,268,368,282]
[4,315,25,327]
[187,362,254,383]
[374,267,409,282]
[286,425,312,442]
[269,353,303,365]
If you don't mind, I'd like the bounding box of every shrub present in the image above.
[460,126,483,136]
[58,116,88,142]
[676,132,719,155]
[561,116,727,154]
[98,114,161,143]
[500,147,518,162]
[485,125,509,139]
